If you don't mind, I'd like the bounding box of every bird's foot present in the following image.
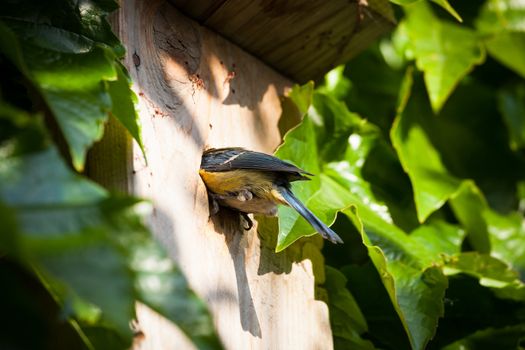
[208,193,221,217]
[236,189,253,202]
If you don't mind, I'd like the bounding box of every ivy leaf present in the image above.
[404,1,484,112]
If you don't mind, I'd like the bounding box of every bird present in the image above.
[199,147,343,244]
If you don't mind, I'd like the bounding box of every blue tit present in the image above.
[199,147,343,244]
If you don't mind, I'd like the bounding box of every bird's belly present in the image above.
[218,196,278,216]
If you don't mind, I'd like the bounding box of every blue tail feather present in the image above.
[278,186,343,244]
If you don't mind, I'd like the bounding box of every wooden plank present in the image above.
[170,0,395,82]
[90,1,333,349]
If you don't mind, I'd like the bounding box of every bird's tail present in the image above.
[278,186,343,244]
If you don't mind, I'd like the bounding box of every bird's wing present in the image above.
[201,148,313,176]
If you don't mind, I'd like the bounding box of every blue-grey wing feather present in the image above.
[201,148,312,176]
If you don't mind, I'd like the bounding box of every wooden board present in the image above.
[170,0,396,82]
[90,1,333,349]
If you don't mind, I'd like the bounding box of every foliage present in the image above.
[0,1,221,349]
[2,0,525,349]
[274,1,525,348]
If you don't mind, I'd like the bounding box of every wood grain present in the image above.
[170,0,395,82]
[89,1,332,349]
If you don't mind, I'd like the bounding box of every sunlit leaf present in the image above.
[409,219,465,260]
[404,2,484,112]
[476,0,525,33]
[389,0,462,22]
[485,210,525,279]
[108,63,145,157]
[476,0,525,78]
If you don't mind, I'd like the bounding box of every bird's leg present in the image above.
[208,193,221,217]
[236,189,253,202]
[240,212,253,230]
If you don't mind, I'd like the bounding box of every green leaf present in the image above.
[484,33,525,78]
[409,219,466,260]
[404,2,484,112]
[276,83,449,349]
[318,66,352,101]
[0,146,134,336]
[389,0,462,22]
[485,210,525,279]
[391,71,462,222]
[448,182,491,253]
[274,89,323,250]
[476,0,525,34]
[288,81,315,115]
[296,171,448,349]
[324,266,375,350]
[343,205,448,350]
[443,252,525,302]
[498,84,525,150]
[0,102,220,346]
[0,0,123,56]
[1,15,141,171]
[108,63,145,157]
[430,0,462,22]
[443,324,525,350]
[1,18,117,170]
[0,142,221,348]
[340,45,406,133]
[275,86,414,249]
[476,0,525,78]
